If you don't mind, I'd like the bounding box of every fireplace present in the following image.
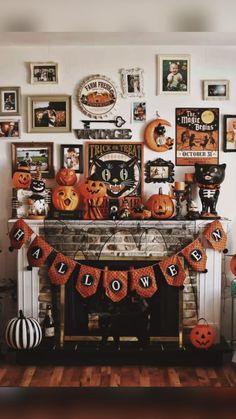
[9,219,227,348]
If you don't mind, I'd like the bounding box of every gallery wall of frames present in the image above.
[0,44,236,338]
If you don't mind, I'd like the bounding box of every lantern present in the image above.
[189,318,216,349]
[52,185,79,211]
[56,168,77,186]
[12,162,32,189]
[5,310,42,350]
[145,188,174,219]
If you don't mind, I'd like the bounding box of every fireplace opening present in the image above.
[62,260,182,347]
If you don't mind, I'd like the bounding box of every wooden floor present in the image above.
[0,362,236,387]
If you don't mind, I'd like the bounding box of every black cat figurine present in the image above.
[195,163,226,218]
[92,156,138,198]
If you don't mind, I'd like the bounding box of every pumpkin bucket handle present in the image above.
[197,317,209,326]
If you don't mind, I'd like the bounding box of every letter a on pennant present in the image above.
[130,266,157,297]
[76,265,101,298]
[159,255,186,287]
[203,220,227,252]
[181,238,207,272]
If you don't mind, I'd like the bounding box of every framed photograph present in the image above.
[145,158,175,183]
[0,119,21,138]
[157,55,190,94]
[28,95,71,133]
[203,80,229,100]
[176,108,219,166]
[132,102,146,122]
[223,115,236,152]
[121,68,144,97]
[86,142,143,199]
[61,144,83,173]
[30,62,58,84]
[12,142,54,178]
[0,87,21,116]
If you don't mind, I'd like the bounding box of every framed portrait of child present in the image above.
[157,55,190,95]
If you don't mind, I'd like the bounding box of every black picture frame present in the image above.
[145,158,175,183]
[223,114,236,152]
[60,144,83,173]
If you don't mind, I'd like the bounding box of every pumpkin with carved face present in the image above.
[79,178,107,201]
[12,163,32,189]
[52,185,79,211]
[56,168,77,186]
[145,188,174,219]
[190,322,216,349]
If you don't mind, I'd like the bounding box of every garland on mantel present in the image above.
[9,219,227,302]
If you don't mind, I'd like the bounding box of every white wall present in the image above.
[0,44,235,338]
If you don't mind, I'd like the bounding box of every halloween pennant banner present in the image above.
[9,219,227,301]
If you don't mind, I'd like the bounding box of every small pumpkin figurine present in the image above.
[145,187,174,219]
[56,167,77,186]
[78,174,107,219]
[52,185,79,211]
[12,162,32,189]
[189,318,216,350]
[5,310,42,350]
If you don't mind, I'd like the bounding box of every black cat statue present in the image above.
[195,163,226,218]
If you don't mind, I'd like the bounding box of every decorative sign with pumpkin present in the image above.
[189,318,216,349]
[12,162,32,189]
[145,187,174,219]
[144,118,174,152]
[78,174,107,219]
[52,168,79,212]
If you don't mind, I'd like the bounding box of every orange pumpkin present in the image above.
[12,163,32,189]
[190,319,216,349]
[145,188,174,219]
[79,178,107,200]
[56,168,77,186]
[230,255,236,276]
[144,118,174,152]
[52,185,79,211]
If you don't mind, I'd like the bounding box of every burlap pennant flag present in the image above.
[203,220,227,252]
[9,219,33,250]
[27,236,54,268]
[76,265,101,298]
[48,252,77,285]
[130,266,157,297]
[103,269,128,302]
[159,255,186,287]
[181,238,207,273]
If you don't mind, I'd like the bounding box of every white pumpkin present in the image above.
[5,310,42,350]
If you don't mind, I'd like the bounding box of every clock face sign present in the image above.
[77,75,118,118]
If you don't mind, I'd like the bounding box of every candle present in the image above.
[174,181,185,191]
[185,173,195,183]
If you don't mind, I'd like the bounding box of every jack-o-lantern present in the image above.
[190,319,216,349]
[144,118,174,152]
[145,188,174,219]
[78,175,107,219]
[52,185,79,211]
[56,168,77,186]
[12,162,32,189]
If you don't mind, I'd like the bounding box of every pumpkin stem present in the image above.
[19,310,25,319]
[159,187,163,195]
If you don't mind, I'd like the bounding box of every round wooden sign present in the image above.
[77,74,118,118]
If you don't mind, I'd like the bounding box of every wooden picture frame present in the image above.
[0,87,21,116]
[86,141,143,200]
[60,144,83,173]
[27,95,71,133]
[157,55,190,95]
[30,62,58,84]
[223,115,236,152]
[145,158,175,183]
[0,119,21,138]
[120,68,144,98]
[203,80,229,100]
[12,142,54,178]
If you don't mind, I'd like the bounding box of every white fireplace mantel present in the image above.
[8,218,229,343]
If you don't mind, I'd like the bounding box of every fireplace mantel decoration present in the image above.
[9,219,227,303]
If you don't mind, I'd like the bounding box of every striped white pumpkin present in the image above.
[5,310,42,350]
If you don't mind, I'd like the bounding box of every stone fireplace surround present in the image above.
[9,218,227,344]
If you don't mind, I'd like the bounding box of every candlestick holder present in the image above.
[184,180,200,220]
[173,188,185,220]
